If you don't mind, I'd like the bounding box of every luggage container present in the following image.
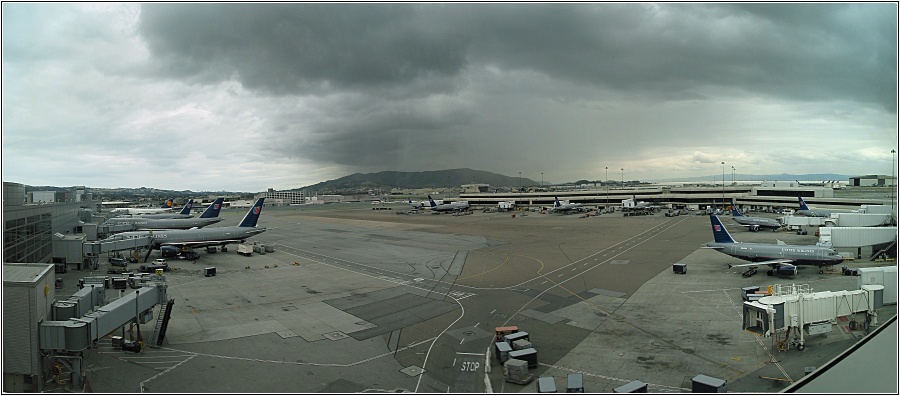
[495,326,519,341]
[673,263,687,274]
[613,380,647,393]
[503,358,533,385]
[112,278,128,290]
[566,373,584,393]
[494,341,512,364]
[512,338,533,350]
[504,331,530,345]
[537,376,557,393]
[741,286,760,301]
[691,374,726,393]
[509,347,538,368]
[205,267,216,277]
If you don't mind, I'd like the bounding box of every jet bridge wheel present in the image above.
[796,343,805,351]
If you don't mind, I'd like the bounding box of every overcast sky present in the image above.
[3,3,897,192]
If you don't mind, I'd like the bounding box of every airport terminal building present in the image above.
[3,182,97,264]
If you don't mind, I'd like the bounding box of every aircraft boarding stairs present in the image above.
[149,299,176,347]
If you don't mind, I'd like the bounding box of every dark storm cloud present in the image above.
[138,4,470,96]
[130,3,897,176]
[138,3,896,108]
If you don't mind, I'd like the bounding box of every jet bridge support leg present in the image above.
[50,355,83,390]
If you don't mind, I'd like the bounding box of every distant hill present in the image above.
[299,169,538,191]
[651,173,852,183]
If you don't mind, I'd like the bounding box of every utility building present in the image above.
[3,264,56,392]
[265,188,305,206]
[849,175,897,187]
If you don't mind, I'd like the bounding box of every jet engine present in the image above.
[767,265,798,276]
[161,246,180,258]
[749,225,760,232]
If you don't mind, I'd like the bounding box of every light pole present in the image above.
[721,162,725,204]
[892,149,896,214]
[621,168,624,187]
[518,171,522,206]
[731,166,735,186]
[605,166,609,210]
[541,172,543,189]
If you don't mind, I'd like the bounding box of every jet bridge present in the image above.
[82,236,153,257]
[742,283,884,351]
[38,276,168,389]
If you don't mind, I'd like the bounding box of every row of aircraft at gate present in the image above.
[102,195,845,277]
[102,198,267,262]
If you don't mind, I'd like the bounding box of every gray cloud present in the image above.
[138,4,470,96]
[138,3,896,109]
[2,3,896,191]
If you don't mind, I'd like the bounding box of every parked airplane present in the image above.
[408,197,424,209]
[112,199,197,219]
[110,198,180,216]
[549,196,584,213]
[622,195,658,212]
[103,198,266,262]
[104,198,225,230]
[796,196,849,217]
[706,215,843,276]
[730,200,782,232]
[427,195,470,212]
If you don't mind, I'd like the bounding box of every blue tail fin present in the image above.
[238,198,265,227]
[199,198,224,218]
[554,197,561,207]
[709,215,736,243]
[730,199,742,217]
[798,196,810,210]
[427,195,437,207]
[178,199,194,215]
[161,198,174,208]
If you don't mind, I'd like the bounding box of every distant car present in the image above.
[153,258,168,266]
[109,257,127,267]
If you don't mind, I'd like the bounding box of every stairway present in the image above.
[149,299,175,347]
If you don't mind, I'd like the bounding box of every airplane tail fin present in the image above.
[710,215,736,244]
[178,199,194,215]
[730,199,743,217]
[427,195,437,207]
[238,198,265,227]
[199,198,224,218]
[161,198,174,208]
[554,196,561,207]
[798,196,810,210]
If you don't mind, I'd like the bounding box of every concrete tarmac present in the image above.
[56,203,895,393]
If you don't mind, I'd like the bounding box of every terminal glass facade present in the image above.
[4,213,52,263]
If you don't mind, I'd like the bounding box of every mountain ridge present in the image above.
[298,168,539,191]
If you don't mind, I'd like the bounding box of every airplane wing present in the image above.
[160,239,246,248]
[727,259,793,268]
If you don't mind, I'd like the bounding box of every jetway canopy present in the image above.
[817,227,897,248]
[40,281,167,352]
[83,236,153,256]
